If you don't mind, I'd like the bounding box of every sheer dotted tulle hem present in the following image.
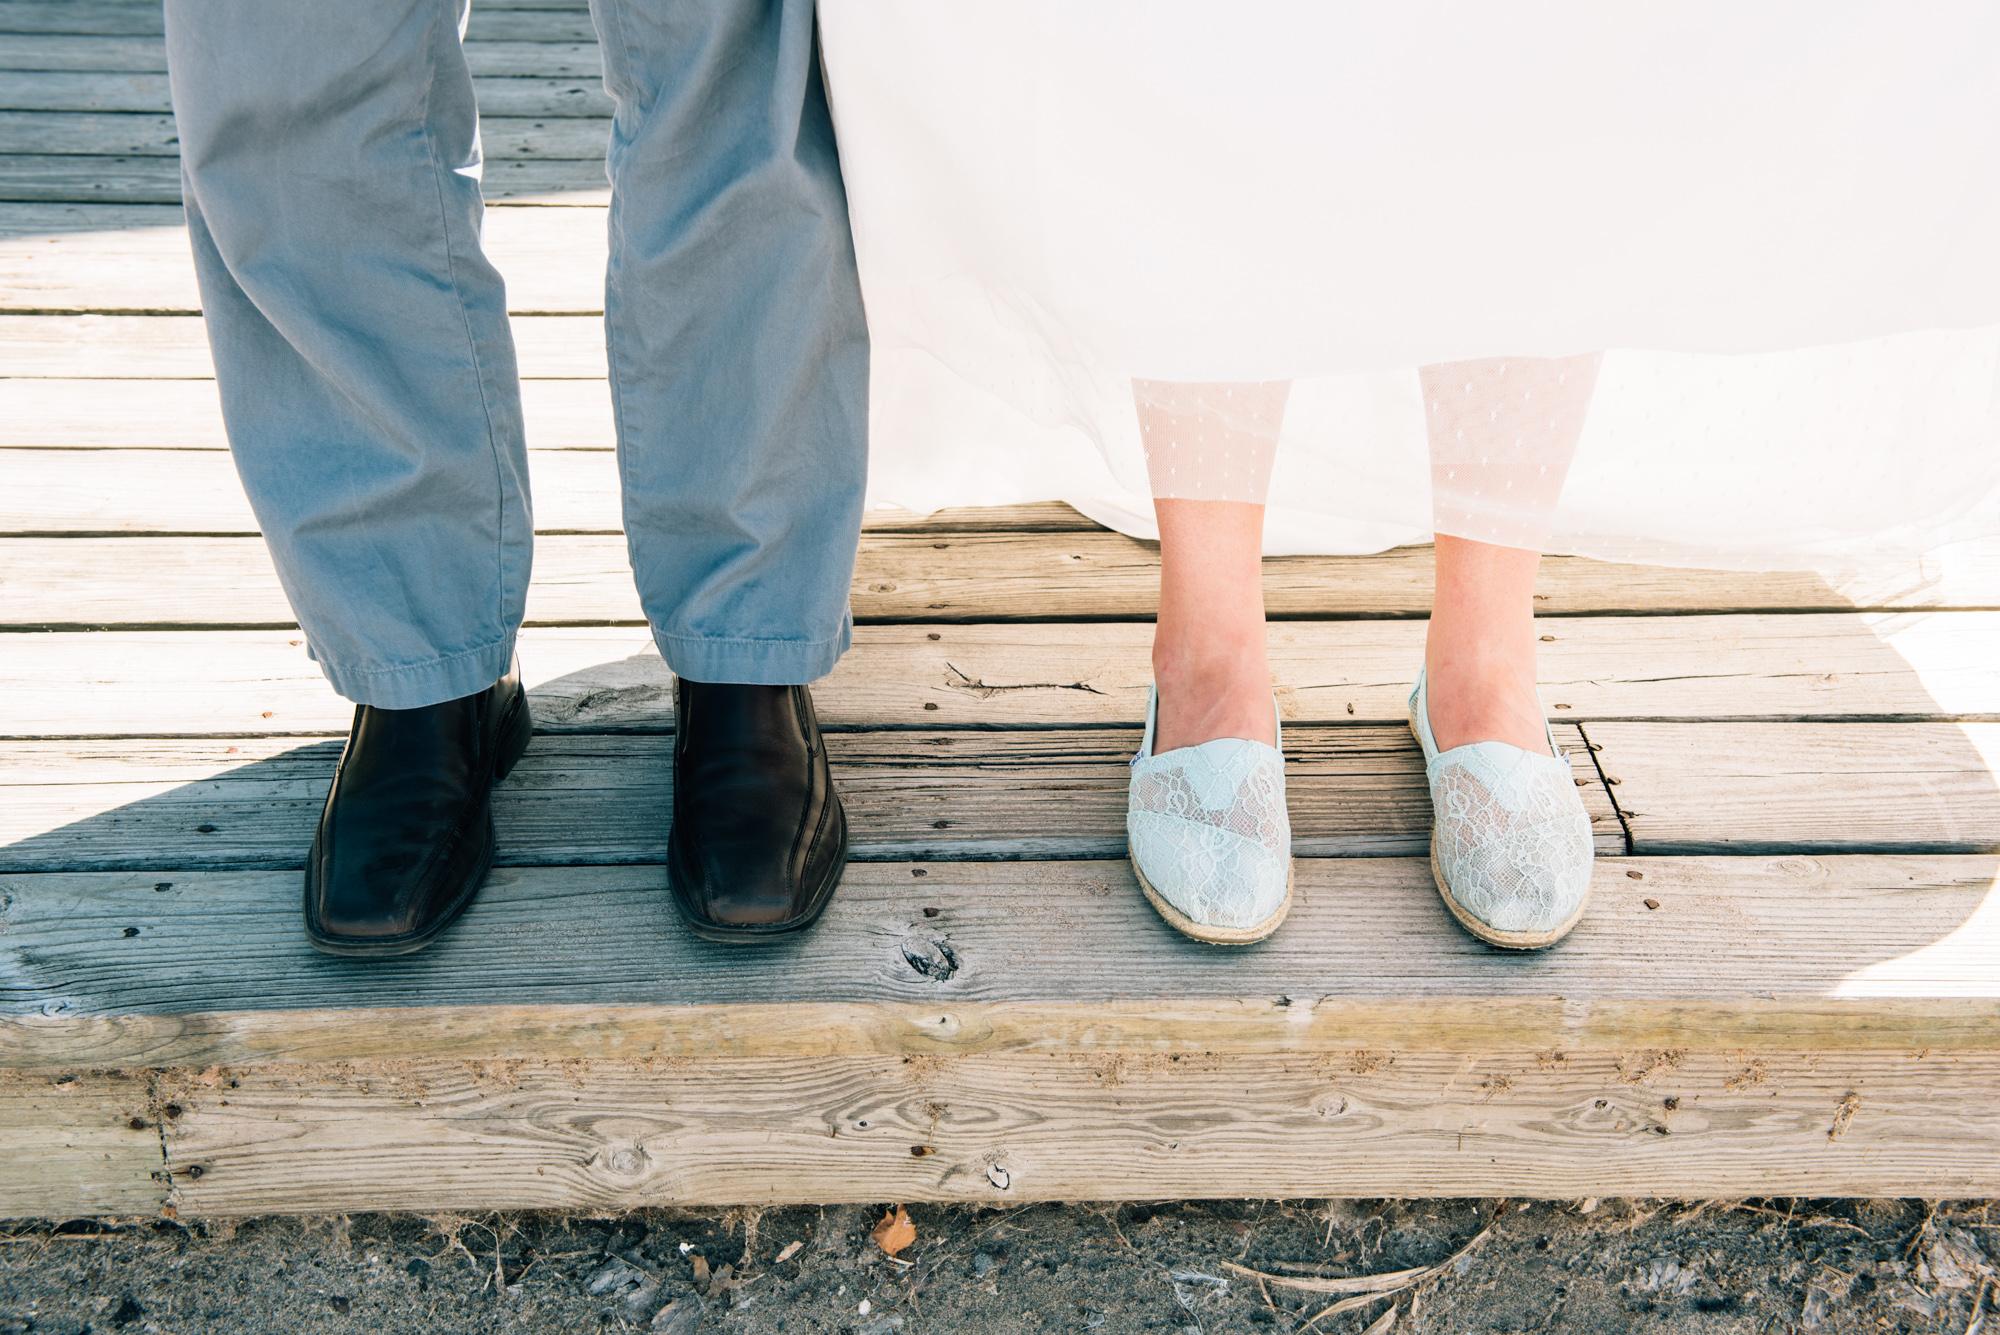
[1136,357,1606,553]
[1134,379,1288,505]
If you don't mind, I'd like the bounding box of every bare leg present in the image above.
[1424,536,1550,755]
[1153,498,1276,750]
[1419,353,1601,756]
[1134,379,1289,752]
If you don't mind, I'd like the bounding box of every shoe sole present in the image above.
[304,683,533,959]
[1131,856,1295,945]
[1429,838,1588,951]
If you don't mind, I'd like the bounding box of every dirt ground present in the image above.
[2,1198,1995,1335]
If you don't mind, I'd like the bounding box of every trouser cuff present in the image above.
[312,634,519,710]
[655,622,852,686]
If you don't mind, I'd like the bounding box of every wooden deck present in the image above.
[4,0,2000,1218]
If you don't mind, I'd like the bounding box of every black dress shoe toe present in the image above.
[304,661,532,958]
[667,679,847,942]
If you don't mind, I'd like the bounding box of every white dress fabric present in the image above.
[817,3,2000,566]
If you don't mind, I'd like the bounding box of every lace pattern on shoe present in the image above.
[1427,743,1593,933]
[1128,738,1291,929]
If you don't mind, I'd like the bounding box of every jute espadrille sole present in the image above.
[1429,840,1587,950]
[1132,857,1295,945]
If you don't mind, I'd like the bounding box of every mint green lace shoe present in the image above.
[1409,667,1592,949]
[1127,687,1294,944]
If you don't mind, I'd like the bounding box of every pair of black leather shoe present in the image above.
[304,669,845,957]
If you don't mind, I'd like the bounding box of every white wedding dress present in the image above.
[817,2,2000,567]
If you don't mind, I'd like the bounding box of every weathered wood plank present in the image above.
[0,376,615,447]
[0,199,179,235]
[0,726,1620,872]
[0,313,605,376]
[0,466,1095,541]
[0,69,169,112]
[466,76,614,118]
[0,203,607,313]
[0,1,162,37]
[0,0,591,38]
[0,71,612,118]
[0,152,610,204]
[0,34,165,72]
[0,109,608,161]
[2,456,624,535]
[11,846,1998,1207]
[8,449,2000,609]
[1591,721,2000,854]
[4,857,1996,1038]
[11,517,2000,626]
[0,109,178,154]
[0,35,602,78]
[0,153,181,203]
[5,616,1996,737]
[0,1070,165,1217]
[144,1045,2000,1212]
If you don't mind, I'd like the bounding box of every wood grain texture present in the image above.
[13,531,2000,635]
[0,35,603,78]
[0,1070,165,1217]
[7,438,1999,609]
[0,313,604,376]
[0,376,614,448]
[145,1047,2000,1213]
[1592,722,2000,854]
[0,153,608,205]
[0,725,1620,872]
[5,616,1991,737]
[0,70,612,118]
[0,200,180,235]
[11,853,1999,1212]
[4,856,1995,1040]
[0,34,165,72]
[0,69,169,111]
[0,0,591,35]
[1,200,608,313]
[0,0,164,37]
[0,109,179,155]
[0,153,181,203]
[2,456,624,535]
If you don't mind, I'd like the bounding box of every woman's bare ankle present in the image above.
[1422,652,1551,756]
[1151,646,1276,752]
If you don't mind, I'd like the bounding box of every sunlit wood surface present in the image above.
[4,0,1999,1217]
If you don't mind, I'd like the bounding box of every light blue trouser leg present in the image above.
[164,0,531,708]
[592,0,868,685]
[166,0,868,703]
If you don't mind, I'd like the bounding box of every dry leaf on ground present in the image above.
[872,1206,917,1258]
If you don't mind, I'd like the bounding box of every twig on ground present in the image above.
[1719,1203,1874,1238]
[1228,1208,1502,1333]
[1670,1198,1743,1228]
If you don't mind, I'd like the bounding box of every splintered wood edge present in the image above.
[6,996,2000,1071]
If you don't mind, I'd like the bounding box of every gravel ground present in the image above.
[1,1198,1994,1335]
